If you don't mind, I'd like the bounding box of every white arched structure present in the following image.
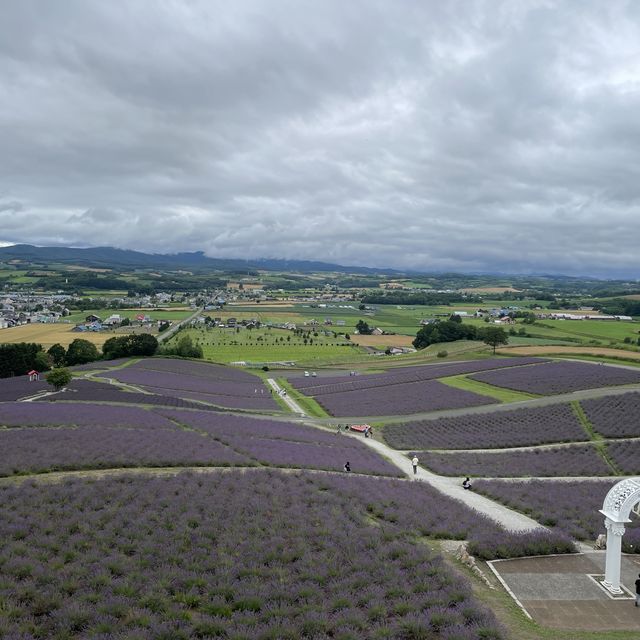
[600,477,640,594]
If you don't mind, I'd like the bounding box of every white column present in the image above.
[602,517,625,594]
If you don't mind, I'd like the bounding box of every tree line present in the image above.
[413,318,508,353]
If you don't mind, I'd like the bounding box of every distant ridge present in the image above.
[0,244,404,275]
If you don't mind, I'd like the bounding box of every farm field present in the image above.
[0,472,513,639]
[498,345,640,360]
[169,326,365,365]
[383,403,589,450]
[468,359,640,394]
[3,347,640,636]
[96,357,279,411]
[65,308,194,323]
[288,357,546,417]
[0,323,147,349]
[474,479,640,552]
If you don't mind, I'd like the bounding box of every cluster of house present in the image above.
[72,313,164,333]
[0,293,71,329]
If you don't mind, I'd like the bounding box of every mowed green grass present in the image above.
[171,327,365,365]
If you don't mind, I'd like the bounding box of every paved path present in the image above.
[156,307,203,343]
[357,435,545,532]
[266,378,306,415]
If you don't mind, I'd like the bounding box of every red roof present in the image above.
[27,370,39,375]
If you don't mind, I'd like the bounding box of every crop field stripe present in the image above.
[571,401,601,442]
[161,414,265,465]
[571,401,623,475]
[439,374,539,403]
[276,378,328,417]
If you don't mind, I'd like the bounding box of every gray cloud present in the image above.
[1,0,640,277]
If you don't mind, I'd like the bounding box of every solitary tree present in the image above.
[46,368,73,391]
[479,326,509,354]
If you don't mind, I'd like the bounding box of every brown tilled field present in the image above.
[349,334,415,348]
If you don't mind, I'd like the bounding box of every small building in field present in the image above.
[27,370,40,381]
[85,314,102,323]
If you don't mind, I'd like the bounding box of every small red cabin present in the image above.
[27,370,40,381]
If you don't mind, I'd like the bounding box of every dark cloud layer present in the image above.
[1,1,640,277]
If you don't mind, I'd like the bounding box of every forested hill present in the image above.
[0,244,400,275]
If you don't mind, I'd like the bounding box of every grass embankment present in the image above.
[275,378,328,418]
[439,374,539,403]
[571,401,622,475]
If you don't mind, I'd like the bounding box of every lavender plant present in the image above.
[384,403,587,450]
[469,360,640,395]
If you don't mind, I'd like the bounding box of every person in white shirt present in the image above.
[411,456,419,475]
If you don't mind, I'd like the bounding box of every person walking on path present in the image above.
[344,461,351,473]
[411,456,419,475]
[635,573,640,607]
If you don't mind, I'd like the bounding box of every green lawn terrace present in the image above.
[168,325,364,365]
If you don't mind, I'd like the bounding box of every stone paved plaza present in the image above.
[489,552,640,631]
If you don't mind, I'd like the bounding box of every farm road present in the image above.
[358,436,545,532]
[267,378,306,415]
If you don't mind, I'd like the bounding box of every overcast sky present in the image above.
[1,1,640,278]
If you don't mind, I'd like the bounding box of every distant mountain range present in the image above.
[0,244,402,276]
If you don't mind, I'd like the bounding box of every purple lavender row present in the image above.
[384,403,587,450]
[289,356,547,393]
[415,443,612,477]
[158,409,342,443]
[313,379,496,417]
[608,440,640,474]
[160,409,401,476]
[0,376,49,401]
[143,385,278,410]
[70,357,134,371]
[473,479,640,552]
[580,392,640,438]
[132,357,260,382]
[225,435,400,476]
[0,426,249,476]
[0,472,503,638]
[470,360,640,395]
[0,401,176,430]
[100,368,267,396]
[41,389,221,411]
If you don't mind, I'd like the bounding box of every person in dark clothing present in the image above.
[344,461,351,473]
[635,573,640,606]
[462,477,472,490]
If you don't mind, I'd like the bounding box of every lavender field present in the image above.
[384,403,587,450]
[309,379,496,417]
[580,392,640,438]
[99,358,278,410]
[0,401,176,429]
[160,409,401,476]
[40,379,221,411]
[0,426,249,476]
[474,479,640,553]
[416,443,612,477]
[290,356,546,394]
[608,440,640,474]
[469,360,640,395]
[0,472,504,639]
[0,375,48,401]
[309,474,575,560]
